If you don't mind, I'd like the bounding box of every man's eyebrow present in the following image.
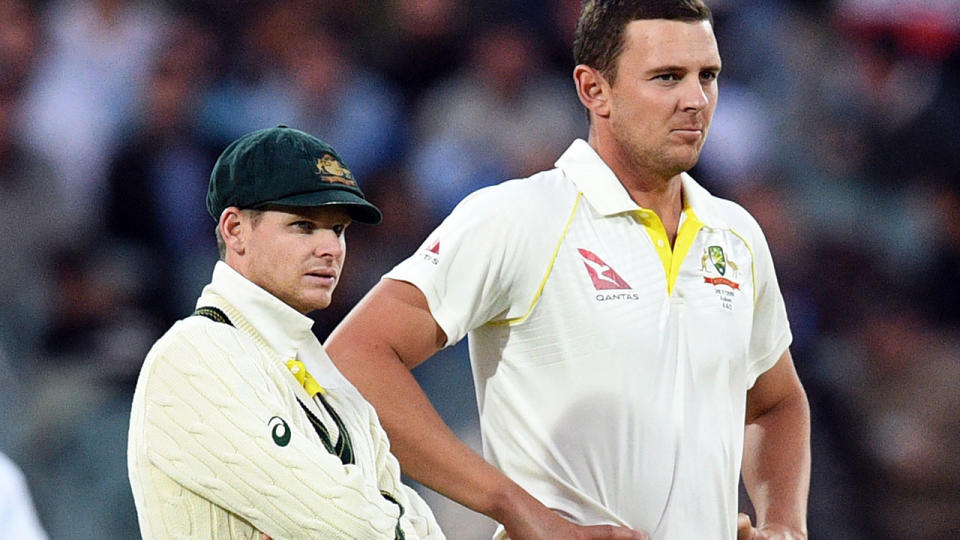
[645,63,722,74]
[646,65,689,74]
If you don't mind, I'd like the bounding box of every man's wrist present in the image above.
[483,478,562,538]
[756,523,807,539]
[484,479,530,524]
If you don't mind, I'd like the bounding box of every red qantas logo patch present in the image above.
[420,238,441,265]
[577,248,631,290]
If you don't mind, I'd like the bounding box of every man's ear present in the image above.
[573,64,611,120]
[219,207,245,257]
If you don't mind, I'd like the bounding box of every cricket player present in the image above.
[325,1,810,539]
[127,126,443,539]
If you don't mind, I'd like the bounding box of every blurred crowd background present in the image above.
[0,0,958,538]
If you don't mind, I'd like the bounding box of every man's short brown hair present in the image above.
[574,0,714,85]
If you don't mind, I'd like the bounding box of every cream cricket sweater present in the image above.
[128,262,443,539]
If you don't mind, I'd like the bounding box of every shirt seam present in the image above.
[488,191,583,327]
[727,228,757,306]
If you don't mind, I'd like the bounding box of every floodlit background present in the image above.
[1,0,958,538]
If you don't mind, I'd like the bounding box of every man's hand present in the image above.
[560,523,649,540]
[499,499,648,540]
[508,520,649,540]
[737,513,807,540]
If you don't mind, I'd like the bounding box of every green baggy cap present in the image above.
[207,125,382,224]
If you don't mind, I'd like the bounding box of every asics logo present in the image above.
[268,416,291,447]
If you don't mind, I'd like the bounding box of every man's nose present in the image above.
[680,77,709,111]
[313,229,344,257]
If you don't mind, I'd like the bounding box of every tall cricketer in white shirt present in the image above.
[325,3,810,539]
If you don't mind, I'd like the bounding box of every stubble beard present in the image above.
[609,113,705,186]
[624,139,702,186]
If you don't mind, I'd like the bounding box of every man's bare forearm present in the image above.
[742,384,810,535]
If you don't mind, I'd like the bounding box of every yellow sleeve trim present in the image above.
[489,192,583,326]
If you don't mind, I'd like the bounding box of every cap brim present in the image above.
[255,190,383,224]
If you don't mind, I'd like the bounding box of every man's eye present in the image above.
[332,224,345,236]
[656,73,680,81]
[701,71,718,81]
[294,221,313,231]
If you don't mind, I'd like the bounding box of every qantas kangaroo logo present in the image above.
[577,248,631,290]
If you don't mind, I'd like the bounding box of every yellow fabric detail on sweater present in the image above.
[285,359,326,397]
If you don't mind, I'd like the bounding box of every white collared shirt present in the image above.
[387,139,791,539]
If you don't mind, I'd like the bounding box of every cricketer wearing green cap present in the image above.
[128,126,444,539]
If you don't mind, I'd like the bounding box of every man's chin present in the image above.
[294,294,333,314]
[660,161,699,179]
[666,152,702,176]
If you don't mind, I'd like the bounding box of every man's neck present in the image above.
[590,138,685,245]
[628,178,683,246]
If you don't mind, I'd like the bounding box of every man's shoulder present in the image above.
[683,174,765,237]
[150,314,231,349]
[455,167,576,221]
[143,314,261,373]
[133,314,280,421]
[690,184,767,242]
[711,196,766,239]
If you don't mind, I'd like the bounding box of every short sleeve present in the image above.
[744,224,792,388]
[386,181,566,346]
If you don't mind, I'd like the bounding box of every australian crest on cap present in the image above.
[316,154,356,186]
